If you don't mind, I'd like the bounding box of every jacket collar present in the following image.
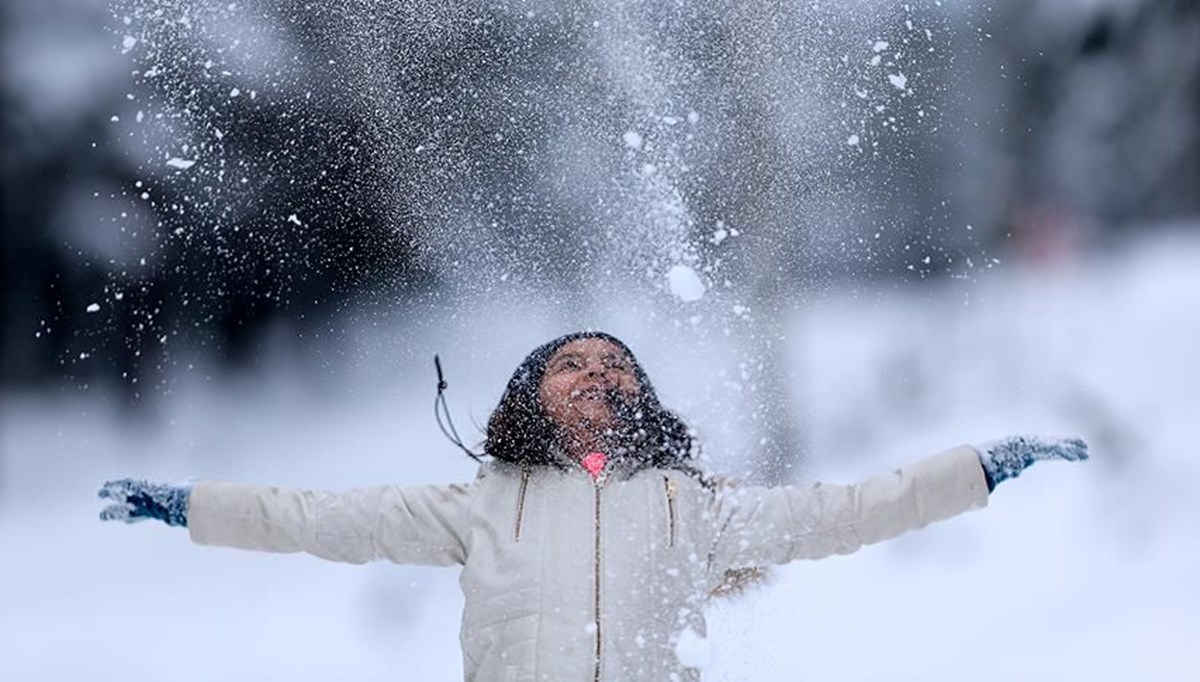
[492,443,654,481]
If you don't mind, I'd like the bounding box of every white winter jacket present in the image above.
[188,445,989,681]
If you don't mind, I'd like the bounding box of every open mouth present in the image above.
[571,386,614,404]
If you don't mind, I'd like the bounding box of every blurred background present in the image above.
[2,0,1197,679]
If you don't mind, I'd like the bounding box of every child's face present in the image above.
[538,338,642,435]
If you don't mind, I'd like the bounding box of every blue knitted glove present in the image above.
[98,479,192,527]
[975,435,1088,492]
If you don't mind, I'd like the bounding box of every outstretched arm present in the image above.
[99,478,474,566]
[709,437,1087,573]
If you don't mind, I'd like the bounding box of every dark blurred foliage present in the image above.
[961,0,1200,258]
[2,0,431,400]
[2,0,1198,411]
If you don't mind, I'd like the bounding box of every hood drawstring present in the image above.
[434,355,485,462]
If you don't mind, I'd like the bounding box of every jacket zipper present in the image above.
[663,476,677,548]
[593,471,606,682]
[514,468,531,542]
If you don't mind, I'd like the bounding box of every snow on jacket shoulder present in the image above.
[188,445,988,682]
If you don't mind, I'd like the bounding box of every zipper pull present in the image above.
[664,476,678,547]
[514,468,531,542]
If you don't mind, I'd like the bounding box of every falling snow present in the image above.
[666,265,705,303]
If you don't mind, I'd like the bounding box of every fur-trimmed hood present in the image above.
[484,331,703,479]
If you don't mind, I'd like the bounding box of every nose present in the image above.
[585,361,612,382]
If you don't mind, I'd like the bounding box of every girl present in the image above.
[99,331,1087,681]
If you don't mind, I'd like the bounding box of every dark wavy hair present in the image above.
[484,331,703,477]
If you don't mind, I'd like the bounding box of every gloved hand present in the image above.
[975,435,1089,492]
[98,479,192,527]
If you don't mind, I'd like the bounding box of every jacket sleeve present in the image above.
[708,445,988,572]
[187,481,473,566]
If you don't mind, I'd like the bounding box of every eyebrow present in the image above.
[550,351,628,364]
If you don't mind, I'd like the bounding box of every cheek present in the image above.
[538,378,567,412]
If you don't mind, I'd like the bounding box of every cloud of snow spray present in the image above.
[105,0,959,459]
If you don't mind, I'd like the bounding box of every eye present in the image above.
[603,358,630,372]
[556,356,583,371]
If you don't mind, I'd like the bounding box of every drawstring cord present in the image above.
[434,355,485,462]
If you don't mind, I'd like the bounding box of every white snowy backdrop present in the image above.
[2,0,1199,680]
[4,234,1198,680]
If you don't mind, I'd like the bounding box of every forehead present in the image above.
[548,338,630,362]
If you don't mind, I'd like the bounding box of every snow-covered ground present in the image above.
[2,231,1197,681]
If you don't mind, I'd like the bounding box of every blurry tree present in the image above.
[677,1,961,481]
[1,0,433,398]
[954,0,1200,256]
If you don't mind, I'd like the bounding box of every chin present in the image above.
[576,411,617,431]
[584,416,617,431]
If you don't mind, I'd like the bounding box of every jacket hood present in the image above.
[484,331,704,479]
